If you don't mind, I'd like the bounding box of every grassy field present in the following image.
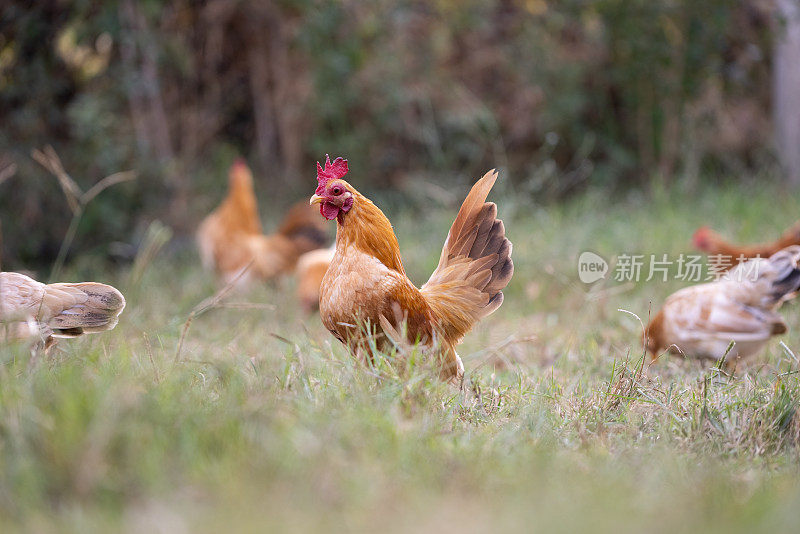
[2,180,800,532]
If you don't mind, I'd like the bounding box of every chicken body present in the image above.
[197,159,329,286]
[0,271,125,350]
[693,221,800,268]
[313,165,513,382]
[295,247,334,313]
[321,244,435,352]
[645,245,800,363]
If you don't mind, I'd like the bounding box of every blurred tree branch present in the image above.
[32,146,136,281]
[0,163,17,188]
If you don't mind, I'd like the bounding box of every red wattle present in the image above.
[321,202,340,220]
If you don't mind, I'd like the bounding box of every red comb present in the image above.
[316,155,348,191]
[693,226,711,250]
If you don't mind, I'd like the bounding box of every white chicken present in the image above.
[1,272,125,352]
[645,245,800,363]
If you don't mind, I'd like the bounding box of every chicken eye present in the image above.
[331,186,343,195]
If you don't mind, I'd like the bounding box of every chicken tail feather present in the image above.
[44,282,126,336]
[764,246,800,304]
[421,170,513,342]
[276,201,330,254]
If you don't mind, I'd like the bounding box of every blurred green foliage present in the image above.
[0,0,775,267]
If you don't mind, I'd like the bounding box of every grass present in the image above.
[2,180,800,532]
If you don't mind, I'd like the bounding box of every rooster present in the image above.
[644,245,800,364]
[197,159,328,286]
[693,221,800,269]
[1,271,125,353]
[310,156,513,382]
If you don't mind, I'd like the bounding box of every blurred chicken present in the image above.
[197,159,328,286]
[310,156,513,383]
[1,271,125,352]
[645,245,800,364]
[693,221,800,269]
[295,247,334,313]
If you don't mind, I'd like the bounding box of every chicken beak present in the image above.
[309,194,324,206]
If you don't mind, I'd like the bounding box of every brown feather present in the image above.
[197,160,331,285]
[422,170,513,342]
[336,188,406,274]
[318,170,512,382]
[694,220,800,269]
[643,309,667,358]
[295,248,334,313]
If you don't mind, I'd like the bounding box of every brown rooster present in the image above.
[310,156,513,383]
[645,245,800,365]
[197,159,328,286]
[693,221,800,269]
[1,271,125,353]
